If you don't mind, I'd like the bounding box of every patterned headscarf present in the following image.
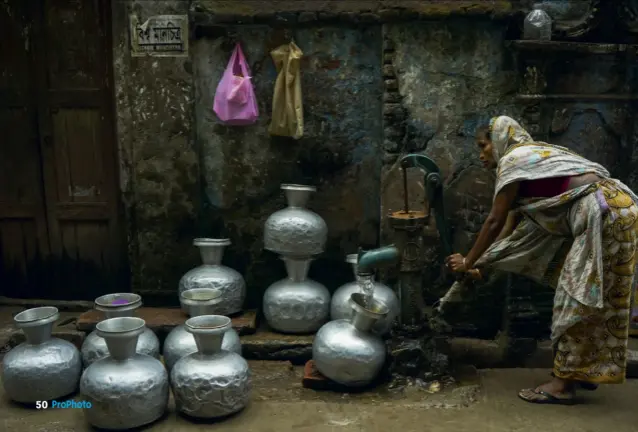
[489,116,534,163]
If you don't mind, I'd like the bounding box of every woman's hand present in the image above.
[445,253,468,273]
[464,268,483,281]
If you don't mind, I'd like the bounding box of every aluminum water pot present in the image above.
[80,317,169,430]
[179,238,246,315]
[313,293,388,387]
[263,184,328,257]
[330,254,400,335]
[80,293,160,368]
[163,288,242,371]
[263,256,330,334]
[2,307,82,403]
[171,315,251,419]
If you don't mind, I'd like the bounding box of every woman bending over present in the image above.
[445,116,638,405]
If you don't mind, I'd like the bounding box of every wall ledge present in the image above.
[516,94,638,102]
[507,40,638,55]
[191,1,522,27]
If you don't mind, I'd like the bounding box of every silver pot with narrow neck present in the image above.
[80,293,160,368]
[171,315,251,419]
[2,307,82,403]
[163,288,242,371]
[179,238,246,316]
[80,317,169,430]
[313,293,388,387]
[262,256,331,334]
[330,253,400,335]
[263,184,328,257]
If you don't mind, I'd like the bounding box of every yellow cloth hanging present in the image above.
[268,41,304,139]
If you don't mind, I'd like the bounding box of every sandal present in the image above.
[518,388,576,405]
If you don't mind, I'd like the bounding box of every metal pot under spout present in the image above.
[330,253,399,335]
[313,293,389,387]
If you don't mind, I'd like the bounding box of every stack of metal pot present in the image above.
[262,184,331,334]
[170,315,251,419]
[163,288,242,371]
[178,238,246,316]
[81,293,160,368]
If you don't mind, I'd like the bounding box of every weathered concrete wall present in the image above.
[110,0,637,341]
[192,26,383,309]
[112,0,200,302]
[380,19,520,337]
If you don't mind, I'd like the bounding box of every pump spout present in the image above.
[356,245,399,276]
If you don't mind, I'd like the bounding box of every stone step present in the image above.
[0,296,93,312]
[241,328,314,364]
[76,307,258,335]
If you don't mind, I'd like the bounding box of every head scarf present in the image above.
[489,116,534,163]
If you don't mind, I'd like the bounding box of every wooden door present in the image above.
[0,0,127,300]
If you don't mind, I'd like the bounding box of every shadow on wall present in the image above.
[192,26,384,309]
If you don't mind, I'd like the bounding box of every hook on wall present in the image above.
[283,27,294,42]
[227,26,239,43]
[218,26,239,51]
[271,27,296,48]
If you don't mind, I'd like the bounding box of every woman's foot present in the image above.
[518,377,576,405]
[550,371,598,391]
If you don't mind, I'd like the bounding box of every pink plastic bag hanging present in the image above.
[213,43,259,125]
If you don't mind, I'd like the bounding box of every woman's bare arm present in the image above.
[464,182,519,269]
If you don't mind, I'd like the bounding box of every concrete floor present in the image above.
[1,363,638,432]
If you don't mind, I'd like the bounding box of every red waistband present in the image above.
[518,176,571,198]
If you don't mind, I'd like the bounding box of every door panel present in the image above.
[51,109,108,207]
[0,0,31,94]
[51,108,115,267]
[45,0,101,90]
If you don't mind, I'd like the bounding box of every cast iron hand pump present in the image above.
[398,154,452,257]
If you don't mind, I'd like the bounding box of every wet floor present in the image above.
[1,363,638,432]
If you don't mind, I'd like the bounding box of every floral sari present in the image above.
[473,117,638,384]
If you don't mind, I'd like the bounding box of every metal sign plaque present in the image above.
[130,14,188,57]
